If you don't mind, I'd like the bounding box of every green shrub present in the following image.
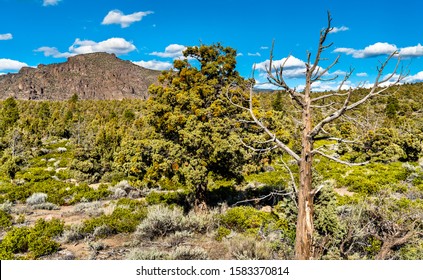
[0,209,13,230]
[32,218,64,238]
[82,206,146,237]
[219,206,277,233]
[19,168,55,182]
[69,184,111,204]
[145,190,189,207]
[1,227,30,253]
[0,218,64,259]
[215,226,231,241]
[115,198,146,211]
[27,235,60,258]
[5,180,111,205]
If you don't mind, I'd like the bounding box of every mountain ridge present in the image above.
[0,52,161,100]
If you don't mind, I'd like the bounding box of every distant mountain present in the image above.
[0,52,160,100]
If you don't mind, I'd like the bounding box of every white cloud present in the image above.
[404,71,423,83]
[36,38,136,58]
[255,56,305,71]
[331,70,348,76]
[329,26,349,33]
[356,72,368,77]
[69,38,136,55]
[260,46,269,50]
[237,53,244,57]
[35,47,71,58]
[133,60,172,71]
[0,58,28,71]
[377,71,423,87]
[0,33,13,40]
[43,0,61,6]
[102,10,153,28]
[248,52,261,57]
[334,42,423,59]
[399,44,423,57]
[297,80,353,92]
[150,44,187,58]
[334,42,398,58]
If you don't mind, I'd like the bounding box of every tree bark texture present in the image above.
[295,84,314,260]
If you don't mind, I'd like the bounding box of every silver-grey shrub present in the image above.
[32,202,60,210]
[126,249,169,260]
[26,193,48,205]
[135,205,184,240]
[62,224,85,243]
[171,246,208,260]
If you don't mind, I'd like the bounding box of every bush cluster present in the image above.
[135,204,217,241]
[0,218,64,259]
[81,199,147,238]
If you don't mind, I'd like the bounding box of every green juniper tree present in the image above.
[145,43,250,211]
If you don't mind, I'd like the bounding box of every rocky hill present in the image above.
[0,52,160,100]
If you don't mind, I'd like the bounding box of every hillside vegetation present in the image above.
[0,67,423,259]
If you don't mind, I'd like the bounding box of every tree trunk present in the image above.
[194,183,208,212]
[295,83,314,260]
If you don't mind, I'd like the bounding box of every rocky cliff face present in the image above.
[0,52,160,100]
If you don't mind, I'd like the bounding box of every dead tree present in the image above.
[227,12,406,259]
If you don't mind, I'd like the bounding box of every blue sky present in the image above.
[1,0,423,90]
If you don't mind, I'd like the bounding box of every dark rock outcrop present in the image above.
[0,52,160,100]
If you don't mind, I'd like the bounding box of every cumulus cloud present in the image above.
[334,42,398,58]
[35,47,71,58]
[329,26,349,33]
[36,37,136,58]
[0,58,28,71]
[260,46,269,50]
[43,0,61,6]
[356,72,368,77]
[69,38,136,55]
[254,56,306,78]
[102,10,153,28]
[133,60,172,71]
[405,71,423,83]
[335,42,423,59]
[304,80,353,92]
[150,44,187,58]
[399,44,423,57]
[0,33,13,40]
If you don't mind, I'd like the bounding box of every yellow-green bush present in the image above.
[0,218,64,259]
[219,206,278,234]
[0,209,13,230]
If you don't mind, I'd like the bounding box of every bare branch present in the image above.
[278,158,298,194]
[312,150,369,166]
[265,42,306,108]
[231,191,294,207]
[310,102,335,109]
[311,55,340,82]
[311,68,353,101]
[310,52,405,139]
[311,92,349,102]
[309,11,333,77]
[313,136,360,144]
[247,86,301,162]
[239,137,278,153]
[224,82,250,111]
